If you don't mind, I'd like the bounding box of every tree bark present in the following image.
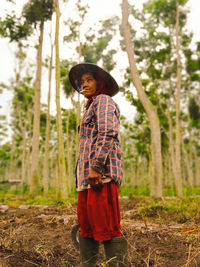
[186,83,194,187]
[55,154,60,199]
[166,100,176,187]
[76,4,82,159]
[26,112,33,186]
[175,1,183,197]
[76,94,80,161]
[30,21,44,195]
[194,151,200,187]
[122,0,162,198]
[21,125,26,183]
[187,131,194,187]
[54,0,68,199]
[43,29,53,196]
[66,115,72,191]
[182,145,193,187]
[9,136,16,181]
[17,107,27,184]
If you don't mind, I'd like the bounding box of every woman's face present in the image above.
[80,72,97,98]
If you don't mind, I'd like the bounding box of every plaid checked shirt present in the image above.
[77,94,123,190]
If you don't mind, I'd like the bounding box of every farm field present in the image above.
[0,196,200,266]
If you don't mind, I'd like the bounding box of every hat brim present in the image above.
[69,63,119,97]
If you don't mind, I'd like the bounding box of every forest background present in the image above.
[0,0,200,201]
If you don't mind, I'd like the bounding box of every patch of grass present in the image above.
[119,186,150,197]
[147,197,198,213]
[119,186,200,198]
[163,187,176,196]
[25,196,57,206]
[183,187,200,196]
[163,186,200,197]
[134,196,200,223]
[0,185,78,208]
[0,182,11,192]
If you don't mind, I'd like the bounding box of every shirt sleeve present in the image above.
[91,94,119,174]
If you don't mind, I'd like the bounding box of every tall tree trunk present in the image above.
[188,132,194,186]
[166,100,176,187]
[21,125,26,183]
[175,1,183,197]
[27,112,33,185]
[17,108,27,183]
[186,83,194,187]
[30,21,44,195]
[76,7,82,160]
[182,144,193,187]
[9,136,16,181]
[66,115,72,191]
[55,154,60,199]
[76,94,80,160]
[9,44,24,182]
[54,0,68,199]
[43,30,53,196]
[122,0,162,198]
[194,151,200,187]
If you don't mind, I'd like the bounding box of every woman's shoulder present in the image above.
[93,94,114,104]
[92,94,120,115]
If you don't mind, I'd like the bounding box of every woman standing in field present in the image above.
[69,63,128,267]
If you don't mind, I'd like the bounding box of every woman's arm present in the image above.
[90,94,119,174]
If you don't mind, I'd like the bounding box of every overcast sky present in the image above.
[0,0,200,128]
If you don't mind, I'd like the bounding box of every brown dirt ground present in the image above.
[0,198,200,267]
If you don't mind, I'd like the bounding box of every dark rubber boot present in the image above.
[103,236,128,266]
[79,233,99,267]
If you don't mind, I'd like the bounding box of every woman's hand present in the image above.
[88,168,104,191]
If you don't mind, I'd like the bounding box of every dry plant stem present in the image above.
[186,244,192,267]
[24,259,40,266]
[146,247,151,267]
[143,217,148,229]
[4,255,13,259]
[181,245,200,267]
[145,247,157,267]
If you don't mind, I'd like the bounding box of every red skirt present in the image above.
[77,181,121,241]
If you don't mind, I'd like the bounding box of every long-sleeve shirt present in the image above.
[77,94,123,190]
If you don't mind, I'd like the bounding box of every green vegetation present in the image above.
[0,182,78,208]
[1,183,199,225]
[119,186,151,197]
[131,195,200,224]
[119,186,200,197]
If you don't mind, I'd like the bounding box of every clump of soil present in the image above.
[0,198,200,266]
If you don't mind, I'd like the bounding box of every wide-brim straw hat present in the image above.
[68,63,119,97]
